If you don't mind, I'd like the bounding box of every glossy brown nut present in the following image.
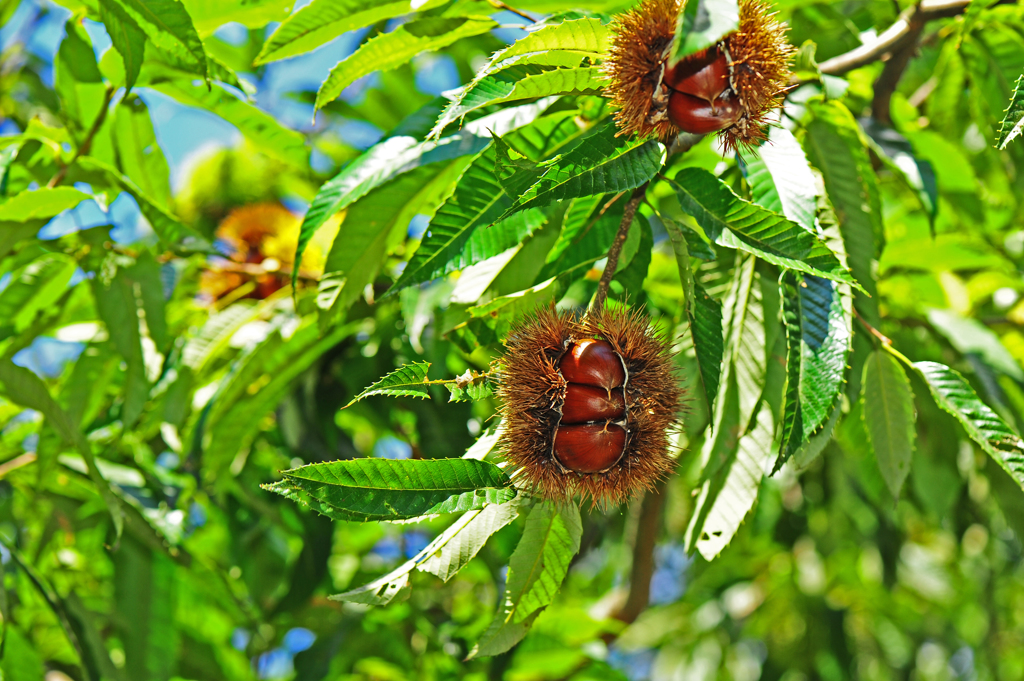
[558,339,625,390]
[663,46,732,104]
[553,422,627,474]
[561,384,626,424]
[667,90,744,134]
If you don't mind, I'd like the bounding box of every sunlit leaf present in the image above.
[671,0,738,64]
[344,361,434,407]
[315,17,498,114]
[996,73,1023,149]
[264,458,515,522]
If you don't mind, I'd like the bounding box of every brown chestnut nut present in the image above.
[553,422,627,473]
[561,384,626,424]
[663,45,731,104]
[667,89,744,134]
[558,339,625,390]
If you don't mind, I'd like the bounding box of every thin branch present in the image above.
[592,183,648,311]
[486,0,538,24]
[816,0,970,77]
[47,86,115,188]
[871,5,926,125]
[613,479,666,624]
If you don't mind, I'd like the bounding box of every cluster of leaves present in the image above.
[2,0,1024,677]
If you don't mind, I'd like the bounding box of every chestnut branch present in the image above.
[593,183,648,311]
[816,0,970,76]
[613,480,666,624]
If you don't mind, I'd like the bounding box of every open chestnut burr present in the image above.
[496,308,682,505]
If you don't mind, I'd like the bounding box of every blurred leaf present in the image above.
[0,362,124,537]
[417,500,519,581]
[997,74,1023,149]
[101,0,209,81]
[255,0,447,64]
[469,500,582,657]
[152,81,307,166]
[862,350,915,500]
[100,0,147,91]
[54,19,107,140]
[182,0,292,33]
[112,94,171,207]
[0,252,76,333]
[928,309,1024,381]
[315,17,498,114]
[343,361,434,407]
[859,117,938,227]
[671,0,738,64]
[91,270,149,429]
[669,169,856,288]
[114,537,177,681]
[915,361,1024,494]
[0,187,91,221]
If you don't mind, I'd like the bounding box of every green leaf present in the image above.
[804,99,882,321]
[0,362,124,538]
[688,406,773,560]
[54,19,107,140]
[700,256,765,484]
[113,537,177,681]
[73,156,210,252]
[669,168,855,288]
[776,272,852,469]
[860,118,938,226]
[112,94,171,208]
[255,0,447,64]
[469,501,582,658]
[0,253,77,333]
[665,216,723,414]
[100,0,147,91]
[264,458,515,522]
[389,147,547,294]
[181,0,292,34]
[928,309,1024,382]
[91,270,149,429]
[996,73,1023,150]
[315,17,498,114]
[430,18,610,137]
[671,0,738,64]
[431,67,605,139]
[862,350,915,500]
[152,81,307,166]
[293,100,554,287]
[344,361,434,407]
[504,126,664,217]
[318,162,467,326]
[0,187,91,221]
[739,126,817,233]
[915,361,1024,493]
[102,0,208,81]
[445,375,494,403]
[417,501,519,582]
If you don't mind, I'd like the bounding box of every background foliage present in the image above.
[2,0,1024,679]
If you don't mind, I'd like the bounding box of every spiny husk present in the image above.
[495,306,682,506]
[603,0,681,141]
[722,0,795,150]
[604,0,793,149]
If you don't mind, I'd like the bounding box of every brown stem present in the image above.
[47,86,115,188]
[486,0,538,23]
[854,307,892,345]
[592,183,647,311]
[816,0,970,77]
[871,6,926,126]
[613,479,666,624]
